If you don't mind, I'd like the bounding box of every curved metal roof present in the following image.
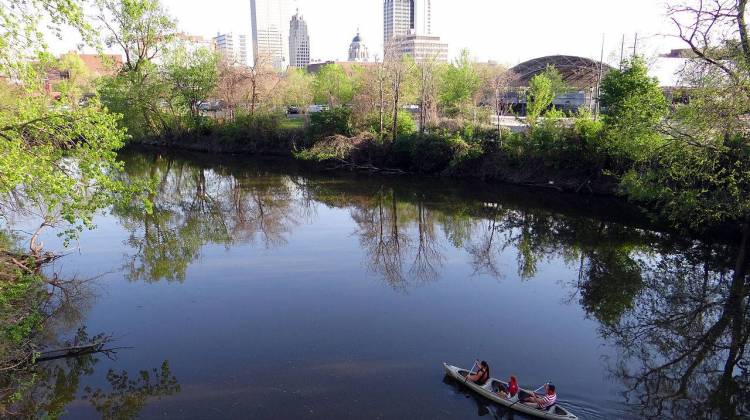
[509,55,613,89]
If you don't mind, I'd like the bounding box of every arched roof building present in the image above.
[509,55,613,89]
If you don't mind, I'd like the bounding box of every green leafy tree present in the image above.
[525,72,555,130]
[277,68,314,108]
[56,52,92,104]
[96,0,178,138]
[313,64,357,107]
[166,46,219,121]
[599,57,668,164]
[439,49,480,116]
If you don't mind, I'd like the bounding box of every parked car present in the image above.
[306,104,329,113]
[287,106,300,115]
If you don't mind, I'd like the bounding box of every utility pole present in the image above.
[620,34,625,68]
[633,33,639,58]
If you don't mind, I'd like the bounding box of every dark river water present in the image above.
[16,149,748,419]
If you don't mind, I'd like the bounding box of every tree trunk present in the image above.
[392,73,401,144]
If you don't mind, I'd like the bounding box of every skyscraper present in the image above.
[384,0,446,63]
[213,32,249,66]
[383,0,431,44]
[250,0,293,70]
[289,11,310,68]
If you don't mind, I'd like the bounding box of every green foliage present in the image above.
[96,0,178,138]
[525,72,555,129]
[98,63,175,138]
[439,49,480,116]
[0,0,93,82]
[278,68,314,108]
[392,133,480,173]
[313,64,358,107]
[621,136,750,230]
[309,107,353,138]
[368,110,417,140]
[56,52,92,104]
[599,57,668,164]
[0,97,149,246]
[166,46,219,122]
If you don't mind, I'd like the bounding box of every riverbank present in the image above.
[129,126,620,196]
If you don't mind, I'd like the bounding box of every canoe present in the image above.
[443,363,578,420]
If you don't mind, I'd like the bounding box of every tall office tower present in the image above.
[413,0,431,35]
[213,32,249,66]
[251,0,293,70]
[383,0,412,44]
[289,11,310,68]
[384,0,445,63]
[383,0,431,43]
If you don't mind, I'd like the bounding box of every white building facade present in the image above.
[251,0,293,70]
[289,11,310,68]
[213,32,249,66]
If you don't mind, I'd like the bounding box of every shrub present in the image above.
[367,111,417,140]
[309,107,352,138]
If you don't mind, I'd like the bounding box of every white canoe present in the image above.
[443,363,578,420]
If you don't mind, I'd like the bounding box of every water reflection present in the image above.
[1,327,179,419]
[600,240,750,419]
[116,153,301,282]
[103,150,750,416]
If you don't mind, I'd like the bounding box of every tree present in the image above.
[599,57,668,163]
[95,0,176,72]
[439,49,480,117]
[166,46,219,121]
[312,64,357,107]
[484,65,512,144]
[245,53,278,116]
[414,55,442,134]
[276,68,314,110]
[620,1,750,235]
[525,72,555,130]
[56,52,92,104]
[0,0,147,255]
[96,0,177,137]
[214,59,249,120]
[384,44,416,143]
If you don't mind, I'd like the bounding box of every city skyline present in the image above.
[48,0,684,67]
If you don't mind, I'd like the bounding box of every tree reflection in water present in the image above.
[598,238,750,419]
[111,150,749,416]
[116,152,301,282]
[2,327,179,419]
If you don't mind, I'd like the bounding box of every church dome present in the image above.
[348,31,369,62]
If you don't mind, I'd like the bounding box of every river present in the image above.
[12,149,747,419]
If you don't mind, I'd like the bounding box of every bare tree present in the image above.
[415,55,441,134]
[486,67,513,145]
[245,53,277,116]
[384,41,416,143]
[215,58,252,121]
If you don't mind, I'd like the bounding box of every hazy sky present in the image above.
[155,0,683,65]
[47,0,685,67]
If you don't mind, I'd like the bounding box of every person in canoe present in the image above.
[496,375,519,399]
[466,360,490,385]
[523,383,557,410]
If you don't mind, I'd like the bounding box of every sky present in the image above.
[48,0,686,69]
[153,0,684,66]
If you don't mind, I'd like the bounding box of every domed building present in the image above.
[348,31,370,62]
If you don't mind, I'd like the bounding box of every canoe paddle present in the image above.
[463,360,479,384]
